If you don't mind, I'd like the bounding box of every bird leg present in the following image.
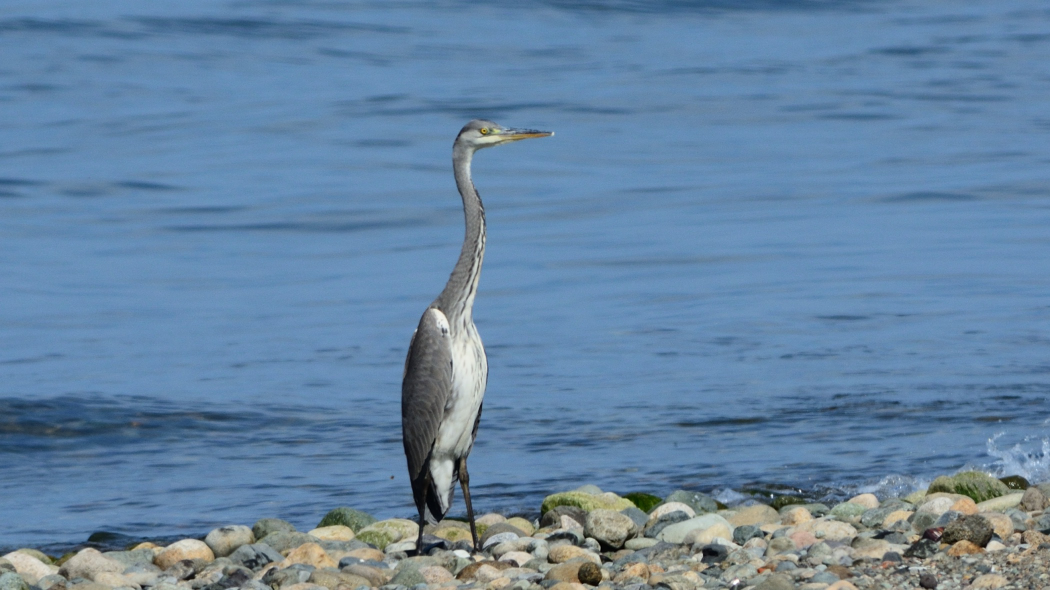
[414,470,432,557]
[458,456,480,552]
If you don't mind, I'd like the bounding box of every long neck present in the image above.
[434,145,485,327]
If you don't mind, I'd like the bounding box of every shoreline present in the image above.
[3,471,1050,590]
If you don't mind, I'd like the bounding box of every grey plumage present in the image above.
[401,119,552,553]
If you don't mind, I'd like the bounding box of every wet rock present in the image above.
[252,518,296,540]
[933,511,962,528]
[928,472,1009,503]
[918,572,937,589]
[941,514,993,547]
[59,549,123,581]
[205,525,255,558]
[228,544,283,570]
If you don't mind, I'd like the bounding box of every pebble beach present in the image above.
[4,472,1050,590]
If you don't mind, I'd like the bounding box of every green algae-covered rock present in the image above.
[1000,475,1030,490]
[356,530,394,550]
[771,495,806,511]
[624,492,663,513]
[830,502,867,521]
[541,491,635,514]
[928,471,1010,503]
[317,507,377,532]
[904,489,928,505]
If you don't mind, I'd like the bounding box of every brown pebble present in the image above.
[826,564,852,579]
[946,540,984,556]
[577,562,602,586]
[457,560,511,581]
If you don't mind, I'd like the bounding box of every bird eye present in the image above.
[480,128,489,135]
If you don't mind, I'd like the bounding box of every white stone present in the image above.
[1,552,58,585]
[58,548,124,581]
[847,494,880,509]
[649,502,696,521]
[205,525,255,557]
[917,497,955,516]
[656,514,734,544]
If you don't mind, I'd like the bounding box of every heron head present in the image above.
[456,119,553,151]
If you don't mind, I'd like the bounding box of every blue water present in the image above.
[2,0,1050,551]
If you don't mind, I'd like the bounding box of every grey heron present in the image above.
[401,119,553,553]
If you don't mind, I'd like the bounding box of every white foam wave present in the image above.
[985,432,1050,484]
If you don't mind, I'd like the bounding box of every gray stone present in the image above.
[774,561,796,572]
[205,525,256,557]
[35,575,67,590]
[861,506,902,529]
[934,511,963,528]
[661,491,719,515]
[0,573,28,590]
[765,537,795,557]
[733,525,762,545]
[319,540,369,553]
[623,538,659,550]
[262,564,313,588]
[480,523,525,548]
[1020,487,1048,512]
[721,563,758,583]
[1034,512,1050,531]
[753,573,794,590]
[482,532,520,550]
[904,539,939,559]
[101,549,156,570]
[228,544,284,570]
[540,506,587,529]
[806,542,832,564]
[585,509,637,550]
[258,531,318,553]
[252,518,296,540]
[388,563,425,587]
[801,503,831,517]
[643,512,691,538]
[811,571,840,584]
[58,549,123,581]
[317,507,378,533]
[0,561,12,575]
[620,507,649,529]
[911,512,939,533]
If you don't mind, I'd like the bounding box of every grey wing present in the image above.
[401,307,454,490]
